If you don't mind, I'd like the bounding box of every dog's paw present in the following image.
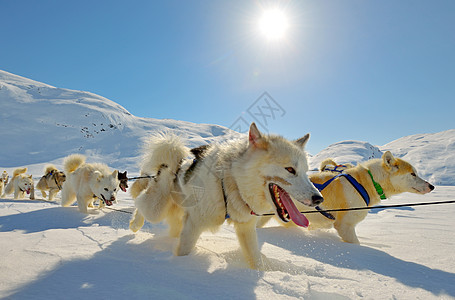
[129,218,144,233]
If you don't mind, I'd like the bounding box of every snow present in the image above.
[1,70,455,299]
[1,188,454,299]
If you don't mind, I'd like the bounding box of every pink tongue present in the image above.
[106,200,113,206]
[26,189,30,195]
[279,189,309,228]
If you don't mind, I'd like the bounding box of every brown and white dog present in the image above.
[303,151,434,244]
[36,165,66,201]
[118,171,128,192]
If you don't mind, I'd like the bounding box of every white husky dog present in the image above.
[129,123,323,270]
[61,154,119,213]
[0,171,8,196]
[2,168,35,200]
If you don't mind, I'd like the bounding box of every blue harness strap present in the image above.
[312,173,371,220]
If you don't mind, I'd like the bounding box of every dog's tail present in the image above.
[63,154,86,174]
[12,167,27,178]
[141,132,189,176]
[44,164,58,175]
[319,158,338,172]
[131,133,188,227]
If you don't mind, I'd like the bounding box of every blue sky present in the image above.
[1,0,454,154]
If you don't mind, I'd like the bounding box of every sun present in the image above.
[258,8,289,41]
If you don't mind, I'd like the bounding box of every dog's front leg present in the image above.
[14,187,21,200]
[234,218,269,270]
[29,186,35,200]
[334,221,360,244]
[49,189,58,201]
[76,195,89,214]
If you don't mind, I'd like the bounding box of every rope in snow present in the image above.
[101,199,455,216]
[256,199,455,217]
[103,206,134,214]
[127,175,156,181]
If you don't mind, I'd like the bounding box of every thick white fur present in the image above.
[61,154,119,214]
[36,165,66,200]
[2,168,35,200]
[0,171,7,196]
[303,152,434,244]
[130,124,323,270]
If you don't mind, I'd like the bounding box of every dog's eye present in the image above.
[411,172,416,177]
[104,188,108,191]
[113,188,116,192]
[285,167,296,175]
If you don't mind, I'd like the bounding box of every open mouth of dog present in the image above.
[268,183,309,228]
[100,194,114,206]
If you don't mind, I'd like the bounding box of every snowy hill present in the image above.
[381,130,455,186]
[309,141,383,170]
[0,70,238,171]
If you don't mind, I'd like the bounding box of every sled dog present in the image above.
[61,154,119,213]
[2,168,35,200]
[129,123,323,270]
[2,171,8,185]
[118,171,128,192]
[0,171,8,196]
[36,165,66,200]
[303,152,434,244]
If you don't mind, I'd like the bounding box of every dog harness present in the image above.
[311,171,386,220]
[321,164,349,173]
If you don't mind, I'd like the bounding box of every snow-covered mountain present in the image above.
[0,70,239,171]
[308,131,455,186]
[308,141,383,170]
[1,70,454,185]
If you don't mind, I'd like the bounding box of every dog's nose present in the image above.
[429,184,435,191]
[312,194,324,205]
[110,196,116,201]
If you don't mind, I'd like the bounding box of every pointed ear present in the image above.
[29,175,33,179]
[112,170,118,178]
[248,122,268,149]
[295,133,310,148]
[382,151,396,168]
[94,171,103,181]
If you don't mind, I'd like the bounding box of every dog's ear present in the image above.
[112,170,118,179]
[94,171,103,181]
[249,122,268,150]
[29,175,32,179]
[295,133,310,148]
[382,151,397,170]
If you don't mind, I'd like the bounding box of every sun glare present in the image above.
[258,8,289,41]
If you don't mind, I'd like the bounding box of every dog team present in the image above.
[1,123,434,269]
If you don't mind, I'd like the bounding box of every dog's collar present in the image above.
[367,170,387,200]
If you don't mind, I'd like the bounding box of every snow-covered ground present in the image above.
[1,70,455,299]
[1,186,454,299]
